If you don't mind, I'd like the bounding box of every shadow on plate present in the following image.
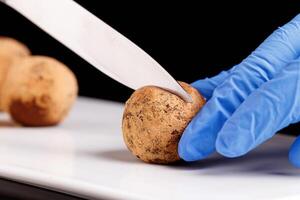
[95,149,140,164]
[169,147,300,177]
[96,146,300,176]
[0,120,19,127]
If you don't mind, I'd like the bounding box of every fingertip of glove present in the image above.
[178,101,225,161]
[216,137,241,158]
[178,143,213,162]
[178,125,214,161]
[216,128,254,158]
[178,141,202,162]
[289,152,300,168]
[178,129,203,161]
[289,137,300,168]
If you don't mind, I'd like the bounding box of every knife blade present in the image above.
[1,0,192,102]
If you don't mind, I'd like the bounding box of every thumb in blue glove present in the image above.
[179,14,300,167]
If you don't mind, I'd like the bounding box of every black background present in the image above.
[0,1,299,137]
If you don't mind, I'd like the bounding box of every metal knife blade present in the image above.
[2,0,192,102]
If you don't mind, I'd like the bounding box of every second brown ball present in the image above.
[0,56,78,126]
[0,37,31,108]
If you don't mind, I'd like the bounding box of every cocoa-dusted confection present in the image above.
[0,37,30,57]
[122,82,205,164]
[1,56,78,126]
[0,37,31,110]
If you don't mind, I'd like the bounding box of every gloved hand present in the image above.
[178,14,300,167]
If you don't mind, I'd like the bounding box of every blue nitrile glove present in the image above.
[178,14,300,168]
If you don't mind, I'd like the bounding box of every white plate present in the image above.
[0,97,299,200]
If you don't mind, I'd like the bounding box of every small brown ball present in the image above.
[0,56,78,126]
[0,37,30,57]
[0,37,31,108]
[0,54,14,89]
[122,82,205,164]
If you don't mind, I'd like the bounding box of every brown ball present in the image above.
[0,54,14,89]
[0,37,31,108]
[0,37,30,57]
[0,56,78,126]
[122,82,205,164]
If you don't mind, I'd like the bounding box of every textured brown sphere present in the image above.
[122,82,205,164]
[0,37,30,57]
[0,56,78,126]
[0,54,15,90]
[0,37,31,109]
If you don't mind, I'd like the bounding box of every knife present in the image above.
[1,0,192,102]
